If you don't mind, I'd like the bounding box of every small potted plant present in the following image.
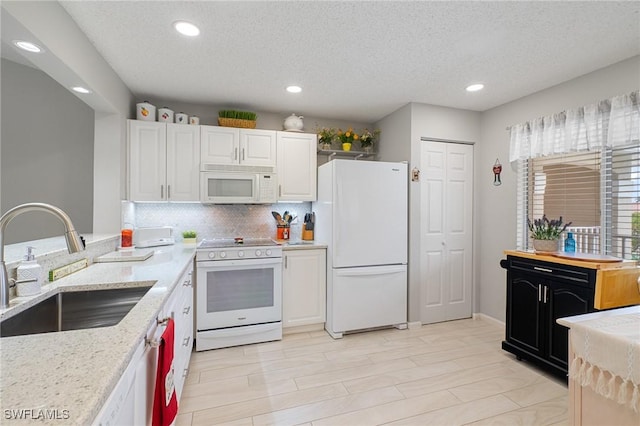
[359,129,380,154]
[528,215,571,252]
[316,127,336,150]
[182,230,197,245]
[337,128,359,151]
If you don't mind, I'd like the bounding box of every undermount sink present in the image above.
[0,286,153,338]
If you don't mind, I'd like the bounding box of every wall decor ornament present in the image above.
[493,158,502,186]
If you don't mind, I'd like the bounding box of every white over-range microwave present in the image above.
[200,164,277,204]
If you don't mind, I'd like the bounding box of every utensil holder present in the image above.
[302,229,314,241]
[277,225,290,240]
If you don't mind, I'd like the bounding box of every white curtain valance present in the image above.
[509,90,640,162]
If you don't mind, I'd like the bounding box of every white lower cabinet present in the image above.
[282,249,327,329]
[94,264,194,425]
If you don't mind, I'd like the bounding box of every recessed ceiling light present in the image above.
[173,21,200,37]
[14,40,42,53]
[466,83,484,92]
[286,85,302,93]
[72,86,91,94]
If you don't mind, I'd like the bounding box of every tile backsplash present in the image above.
[127,202,313,241]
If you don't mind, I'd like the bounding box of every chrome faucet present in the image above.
[1,203,84,309]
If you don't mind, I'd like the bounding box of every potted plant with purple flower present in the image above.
[528,215,572,253]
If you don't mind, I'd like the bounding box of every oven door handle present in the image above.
[197,257,282,268]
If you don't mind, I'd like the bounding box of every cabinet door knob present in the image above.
[183,306,191,315]
[160,185,164,199]
[234,148,238,160]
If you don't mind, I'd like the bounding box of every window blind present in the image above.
[604,144,640,259]
[513,90,639,259]
[516,137,639,259]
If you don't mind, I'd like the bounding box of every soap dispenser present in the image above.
[16,246,42,296]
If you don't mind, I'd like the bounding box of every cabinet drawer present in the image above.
[508,256,595,288]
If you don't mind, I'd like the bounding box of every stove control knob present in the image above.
[266,249,272,256]
[208,252,216,259]
[220,252,227,258]
[238,251,244,257]
[255,250,262,256]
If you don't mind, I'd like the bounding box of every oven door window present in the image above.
[206,268,274,312]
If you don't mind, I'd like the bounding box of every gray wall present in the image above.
[409,104,481,323]
[375,102,481,323]
[1,58,94,244]
[136,97,373,133]
[3,1,135,237]
[477,55,640,322]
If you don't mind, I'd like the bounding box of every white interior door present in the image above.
[420,141,473,324]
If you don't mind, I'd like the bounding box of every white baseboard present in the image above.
[283,323,324,335]
[407,321,422,330]
[473,313,505,328]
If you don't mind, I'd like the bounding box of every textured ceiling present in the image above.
[59,1,640,122]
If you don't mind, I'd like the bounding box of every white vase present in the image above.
[532,238,559,253]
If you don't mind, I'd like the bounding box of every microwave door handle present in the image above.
[254,177,259,202]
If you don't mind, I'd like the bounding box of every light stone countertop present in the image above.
[276,240,327,250]
[0,244,196,425]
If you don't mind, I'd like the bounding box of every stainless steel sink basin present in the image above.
[0,286,153,338]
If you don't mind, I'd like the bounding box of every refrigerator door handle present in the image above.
[335,265,406,277]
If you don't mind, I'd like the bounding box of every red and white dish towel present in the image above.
[152,318,178,426]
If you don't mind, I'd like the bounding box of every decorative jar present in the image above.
[283,114,304,131]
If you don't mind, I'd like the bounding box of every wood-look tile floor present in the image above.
[176,319,568,426]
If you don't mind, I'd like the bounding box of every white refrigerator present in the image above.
[313,159,408,338]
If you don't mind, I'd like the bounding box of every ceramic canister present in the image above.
[136,101,156,121]
[175,112,188,124]
[158,107,174,123]
[189,116,199,125]
[283,113,304,131]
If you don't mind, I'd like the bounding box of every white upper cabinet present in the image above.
[241,129,277,166]
[128,120,200,202]
[200,126,276,167]
[166,124,200,201]
[276,131,317,201]
[200,126,239,166]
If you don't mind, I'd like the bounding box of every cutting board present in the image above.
[94,248,154,263]
[551,252,622,262]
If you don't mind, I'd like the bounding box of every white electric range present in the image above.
[195,238,283,351]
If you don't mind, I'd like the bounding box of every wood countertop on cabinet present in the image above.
[504,250,640,309]
[503,249,636,270]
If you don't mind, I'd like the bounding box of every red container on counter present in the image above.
[276,225,290,240]
[121,229,133,247]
